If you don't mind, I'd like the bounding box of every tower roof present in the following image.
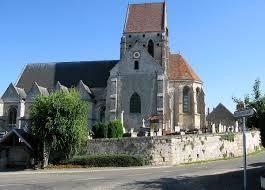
[124,2,166,33]
[168,54,201,82]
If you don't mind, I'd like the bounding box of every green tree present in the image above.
[233,79,265,145]
[30,90,88,167]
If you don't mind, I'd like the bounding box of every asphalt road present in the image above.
[0,152,265,190]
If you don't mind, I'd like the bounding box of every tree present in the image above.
[30,90,88,167]
[233,79,265,145]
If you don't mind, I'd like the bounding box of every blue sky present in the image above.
[0,0,264,112]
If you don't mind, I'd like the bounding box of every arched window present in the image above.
[134,61,139,70]
[196,88,201,114]
[8,107,17,125]
[130,93,141,113]
[183,86,191,113]
[148,39,154,57]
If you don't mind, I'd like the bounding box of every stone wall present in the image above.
[84,131,261,166]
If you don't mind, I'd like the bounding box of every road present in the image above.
[0,152,265,190]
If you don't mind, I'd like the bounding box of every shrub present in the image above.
[63,154,144,167]
[107,123,117,138]
[93,120,123,139]
[92,122,108,138]
[109,120,123,138]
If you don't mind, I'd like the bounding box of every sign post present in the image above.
[242,116,247,190]
[234,107,256,190]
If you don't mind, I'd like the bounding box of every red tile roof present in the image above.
[124,3,165,33]
[168,54,201,82]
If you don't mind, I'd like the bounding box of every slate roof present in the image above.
[124,2,165,33]
[16,60,119,93]
[55,81,69,92]
[32,82,49,96]
[0,128,34,150]
[37,83,49,96]
[15,86,27,99]
[207,103,235,126]
[78,80,93,95]
[1,83,27,100]
[168,54,201,82]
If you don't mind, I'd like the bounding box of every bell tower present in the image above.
[120,2,169,69]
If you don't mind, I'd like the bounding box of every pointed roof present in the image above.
[0,128,33,150]
[168,54,201,82]
[27,82,49,98]
[15,86,27,99]
[77,80,93,95]
[1,83,27,100]
[124,2,166,33]
[207,103,235,126]
[55,81,68,92]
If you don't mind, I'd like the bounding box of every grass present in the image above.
[182,147,265,166]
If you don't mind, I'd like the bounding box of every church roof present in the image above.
[168,54,201,82]
[124,2,165,33]
[207,103,235,126]
[78,80,93,95]
[16,60,119,93]
[1,83,27,100]
[55,81,69,92]
[27,82,49,100]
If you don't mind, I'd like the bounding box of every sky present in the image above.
[0,0,264,112]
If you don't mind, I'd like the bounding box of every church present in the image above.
[0,2,205,135]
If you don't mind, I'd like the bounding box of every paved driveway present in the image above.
[0,152,265,190]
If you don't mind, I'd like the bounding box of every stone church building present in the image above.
[0,2,205,134]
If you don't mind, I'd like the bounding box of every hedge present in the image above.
[63,154,144,167]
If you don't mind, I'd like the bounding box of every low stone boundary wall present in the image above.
[84,130,261,166]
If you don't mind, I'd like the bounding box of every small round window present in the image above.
[133,52,141,59]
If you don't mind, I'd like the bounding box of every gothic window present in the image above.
[8,107,17,125]
[196,88,201,114]
[148,39,154,57]
[183,86,191,113]
[134,61,139,70]
[130,93,141,113]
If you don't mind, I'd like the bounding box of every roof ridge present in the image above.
[27,59,120,66]
[78,80,92,94]
[128,2,165,5]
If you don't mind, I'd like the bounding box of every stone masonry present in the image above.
[84,131,261,166]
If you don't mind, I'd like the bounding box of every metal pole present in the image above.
[243,117,247,190]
